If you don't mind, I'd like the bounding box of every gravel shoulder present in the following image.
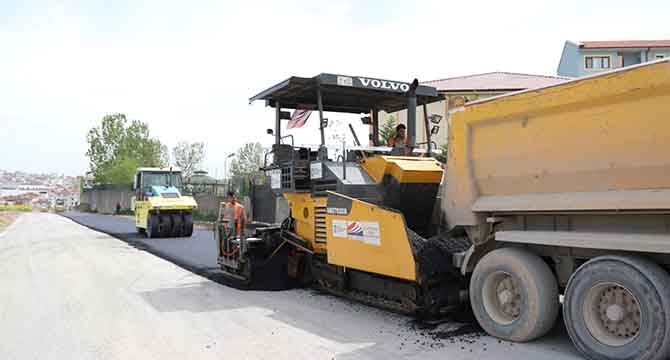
[0,211,19,234]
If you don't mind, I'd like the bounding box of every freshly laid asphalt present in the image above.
[63,211,220,276]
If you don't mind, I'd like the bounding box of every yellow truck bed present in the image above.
[443,59,670,227]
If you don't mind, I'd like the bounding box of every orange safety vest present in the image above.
[233,202,244,235]
[221,201,245,236]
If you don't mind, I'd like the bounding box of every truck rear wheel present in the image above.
[159,213,172,238]
[563,255,670,360]
[470,248,559,342]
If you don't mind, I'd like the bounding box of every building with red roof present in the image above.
[558,40,670,77]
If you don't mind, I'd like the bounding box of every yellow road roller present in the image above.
[133,167,197,238]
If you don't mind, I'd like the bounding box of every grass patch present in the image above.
[0,204,32,212]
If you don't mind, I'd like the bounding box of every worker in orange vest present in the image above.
[220,190,247,238]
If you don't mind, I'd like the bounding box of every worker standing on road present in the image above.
[220,191,246,238]
[388,124,407,148]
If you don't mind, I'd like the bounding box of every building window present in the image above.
[585,56,611,70]
[656,54,667,60]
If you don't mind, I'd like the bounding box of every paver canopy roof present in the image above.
[249,73,442,114]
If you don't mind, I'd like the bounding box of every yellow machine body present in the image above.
[361,156,443,184]
[131,167,197,238]
[283,192,328,254]
[325,194,417,281]
[283,156,443,282]
[135,196,197,229]
[443,59,670,228]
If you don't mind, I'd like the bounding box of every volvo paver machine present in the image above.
[134,167,197,238]
[216,74,469,316]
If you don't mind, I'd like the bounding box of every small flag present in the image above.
[287,104,313,129]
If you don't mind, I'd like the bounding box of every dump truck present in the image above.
[445,58,670,360]
[218,59,670,360]
[133,167,197,238]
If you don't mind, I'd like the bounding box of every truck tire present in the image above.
[183,212,193,237]
[470,247,559,342]
[171,213,184,237]
[563,255,670,360]
[158,213,172,238]
[147,213,159,238]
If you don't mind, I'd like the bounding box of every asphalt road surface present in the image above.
[63,211,219,274]
[0,212,583,359]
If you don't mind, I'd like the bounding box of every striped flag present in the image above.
[287,104,313,129]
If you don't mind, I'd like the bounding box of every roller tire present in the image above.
[146,213,159,238]
[183,212,193,237]
[171,213,184,237]
[158,213,172,238]
[563,255,670,360]
[470,247,559,342]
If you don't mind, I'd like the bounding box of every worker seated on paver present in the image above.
[388,124,410,156]
[219,191,247,239]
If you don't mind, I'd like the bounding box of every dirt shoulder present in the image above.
[0,212,19,233]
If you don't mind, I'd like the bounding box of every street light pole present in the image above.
[224,153,235,189]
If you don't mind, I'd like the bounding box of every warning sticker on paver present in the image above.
[332,220,380,246]
[269,169,281,189]
[310,162,322,179]
[332,219,348,238]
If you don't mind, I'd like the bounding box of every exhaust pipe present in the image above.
[406,79,419,148]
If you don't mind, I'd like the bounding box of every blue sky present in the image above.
[1,0,669,176]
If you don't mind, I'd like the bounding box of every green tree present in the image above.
[86,113,165,184]
[172,141,205,179]
[379,115,398,145]
[229,142,265,196]
[98,158,139,185]
[229,142,264,180]
[160,144,170,168]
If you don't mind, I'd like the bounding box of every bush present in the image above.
[0,204,33,212]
